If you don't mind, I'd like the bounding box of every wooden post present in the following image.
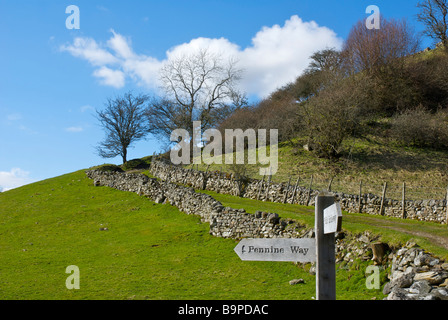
[264,169,272,202]
[306,175,313,206]
[290,177,300,204]
[201,165,210,190]
[257,175,265,200]
[445,186,448,225]
[315,192,336,300]
[358,180,363,213]
[283,176,292,204]
[379,182,387,216]
[328,176,334,192]
[402,182,406,219]
[371,242,387,265]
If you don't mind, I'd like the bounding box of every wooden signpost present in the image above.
[323,202,342,234]
[234,192,342,300]
[234,238,316,263]
[315,192,338,300]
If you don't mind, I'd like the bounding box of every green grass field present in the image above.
[0,170,386,300]
[198,189,448,260]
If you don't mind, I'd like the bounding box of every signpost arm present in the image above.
[315,192,336,300]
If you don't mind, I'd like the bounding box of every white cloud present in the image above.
[166,37,241,60]
[61,37,119,66]
[61,15,343,97]
[107,29,135,60]
[240,15,343,96]
[65,126,84,133]
[92,66,126,88]
[0,168,35,192]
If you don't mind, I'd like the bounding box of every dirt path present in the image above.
[382,225,448,249]
[346,214,448,249]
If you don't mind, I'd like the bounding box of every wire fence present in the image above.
[281,175,448,202]
[175,161,448,202]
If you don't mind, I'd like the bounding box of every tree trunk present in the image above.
[122,149,127,164]
[371,242,388,265]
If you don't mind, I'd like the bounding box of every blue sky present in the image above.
[0,0,432,191]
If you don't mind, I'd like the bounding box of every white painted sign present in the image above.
[323,202,342,234]
[234,238,316,262]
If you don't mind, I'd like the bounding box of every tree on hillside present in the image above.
[342,16,421,115]
[297,77,363,160]
[216,48,345,149]
[306,48,343,74]
[146,49,247,150]
[417,0,448,48]
[96,92,150,164]
[343,16,420,74]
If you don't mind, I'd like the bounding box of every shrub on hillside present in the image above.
[342,17,421,116]
[121,158,149,171]
[93,164,124,173]
[140,155,153,165]
[405,51,448,111]
[391,107,448,149]
[298,78,362,159]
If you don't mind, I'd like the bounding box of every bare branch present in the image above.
[96,92,150,164]
[153,49,246,149]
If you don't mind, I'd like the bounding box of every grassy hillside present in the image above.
[208,46,448,202]
[198,189,448,261]
[0,169,387,300]
[193,135,448,201]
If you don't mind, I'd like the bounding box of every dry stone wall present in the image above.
[86,169,311,239]
[150,160,448,224]
[383,245,448,300]
[85,167,448,300]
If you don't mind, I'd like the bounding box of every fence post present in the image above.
[402,182,406,219]
[379,182,387,216]
[446,186,448,225]
[328,176,334,192]
[306,175,314,206]
[263,168,272,202]
[283,176,292,204]
[359,180,363,213]
[291,177,300,204]
[201,165,210,190]
[257,175,265,200]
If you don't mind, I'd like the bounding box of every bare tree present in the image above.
[149,49,246,145]
[306,48,343,74]
[96,92,150,164]
[417,0,448,47]
[343,17,420,74]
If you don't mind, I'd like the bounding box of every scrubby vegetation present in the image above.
[218,17,448,162]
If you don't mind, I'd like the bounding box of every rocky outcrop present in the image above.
[383,244,448,300]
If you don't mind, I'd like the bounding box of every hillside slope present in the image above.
[193,136,448,201]
[0,169,384,300]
